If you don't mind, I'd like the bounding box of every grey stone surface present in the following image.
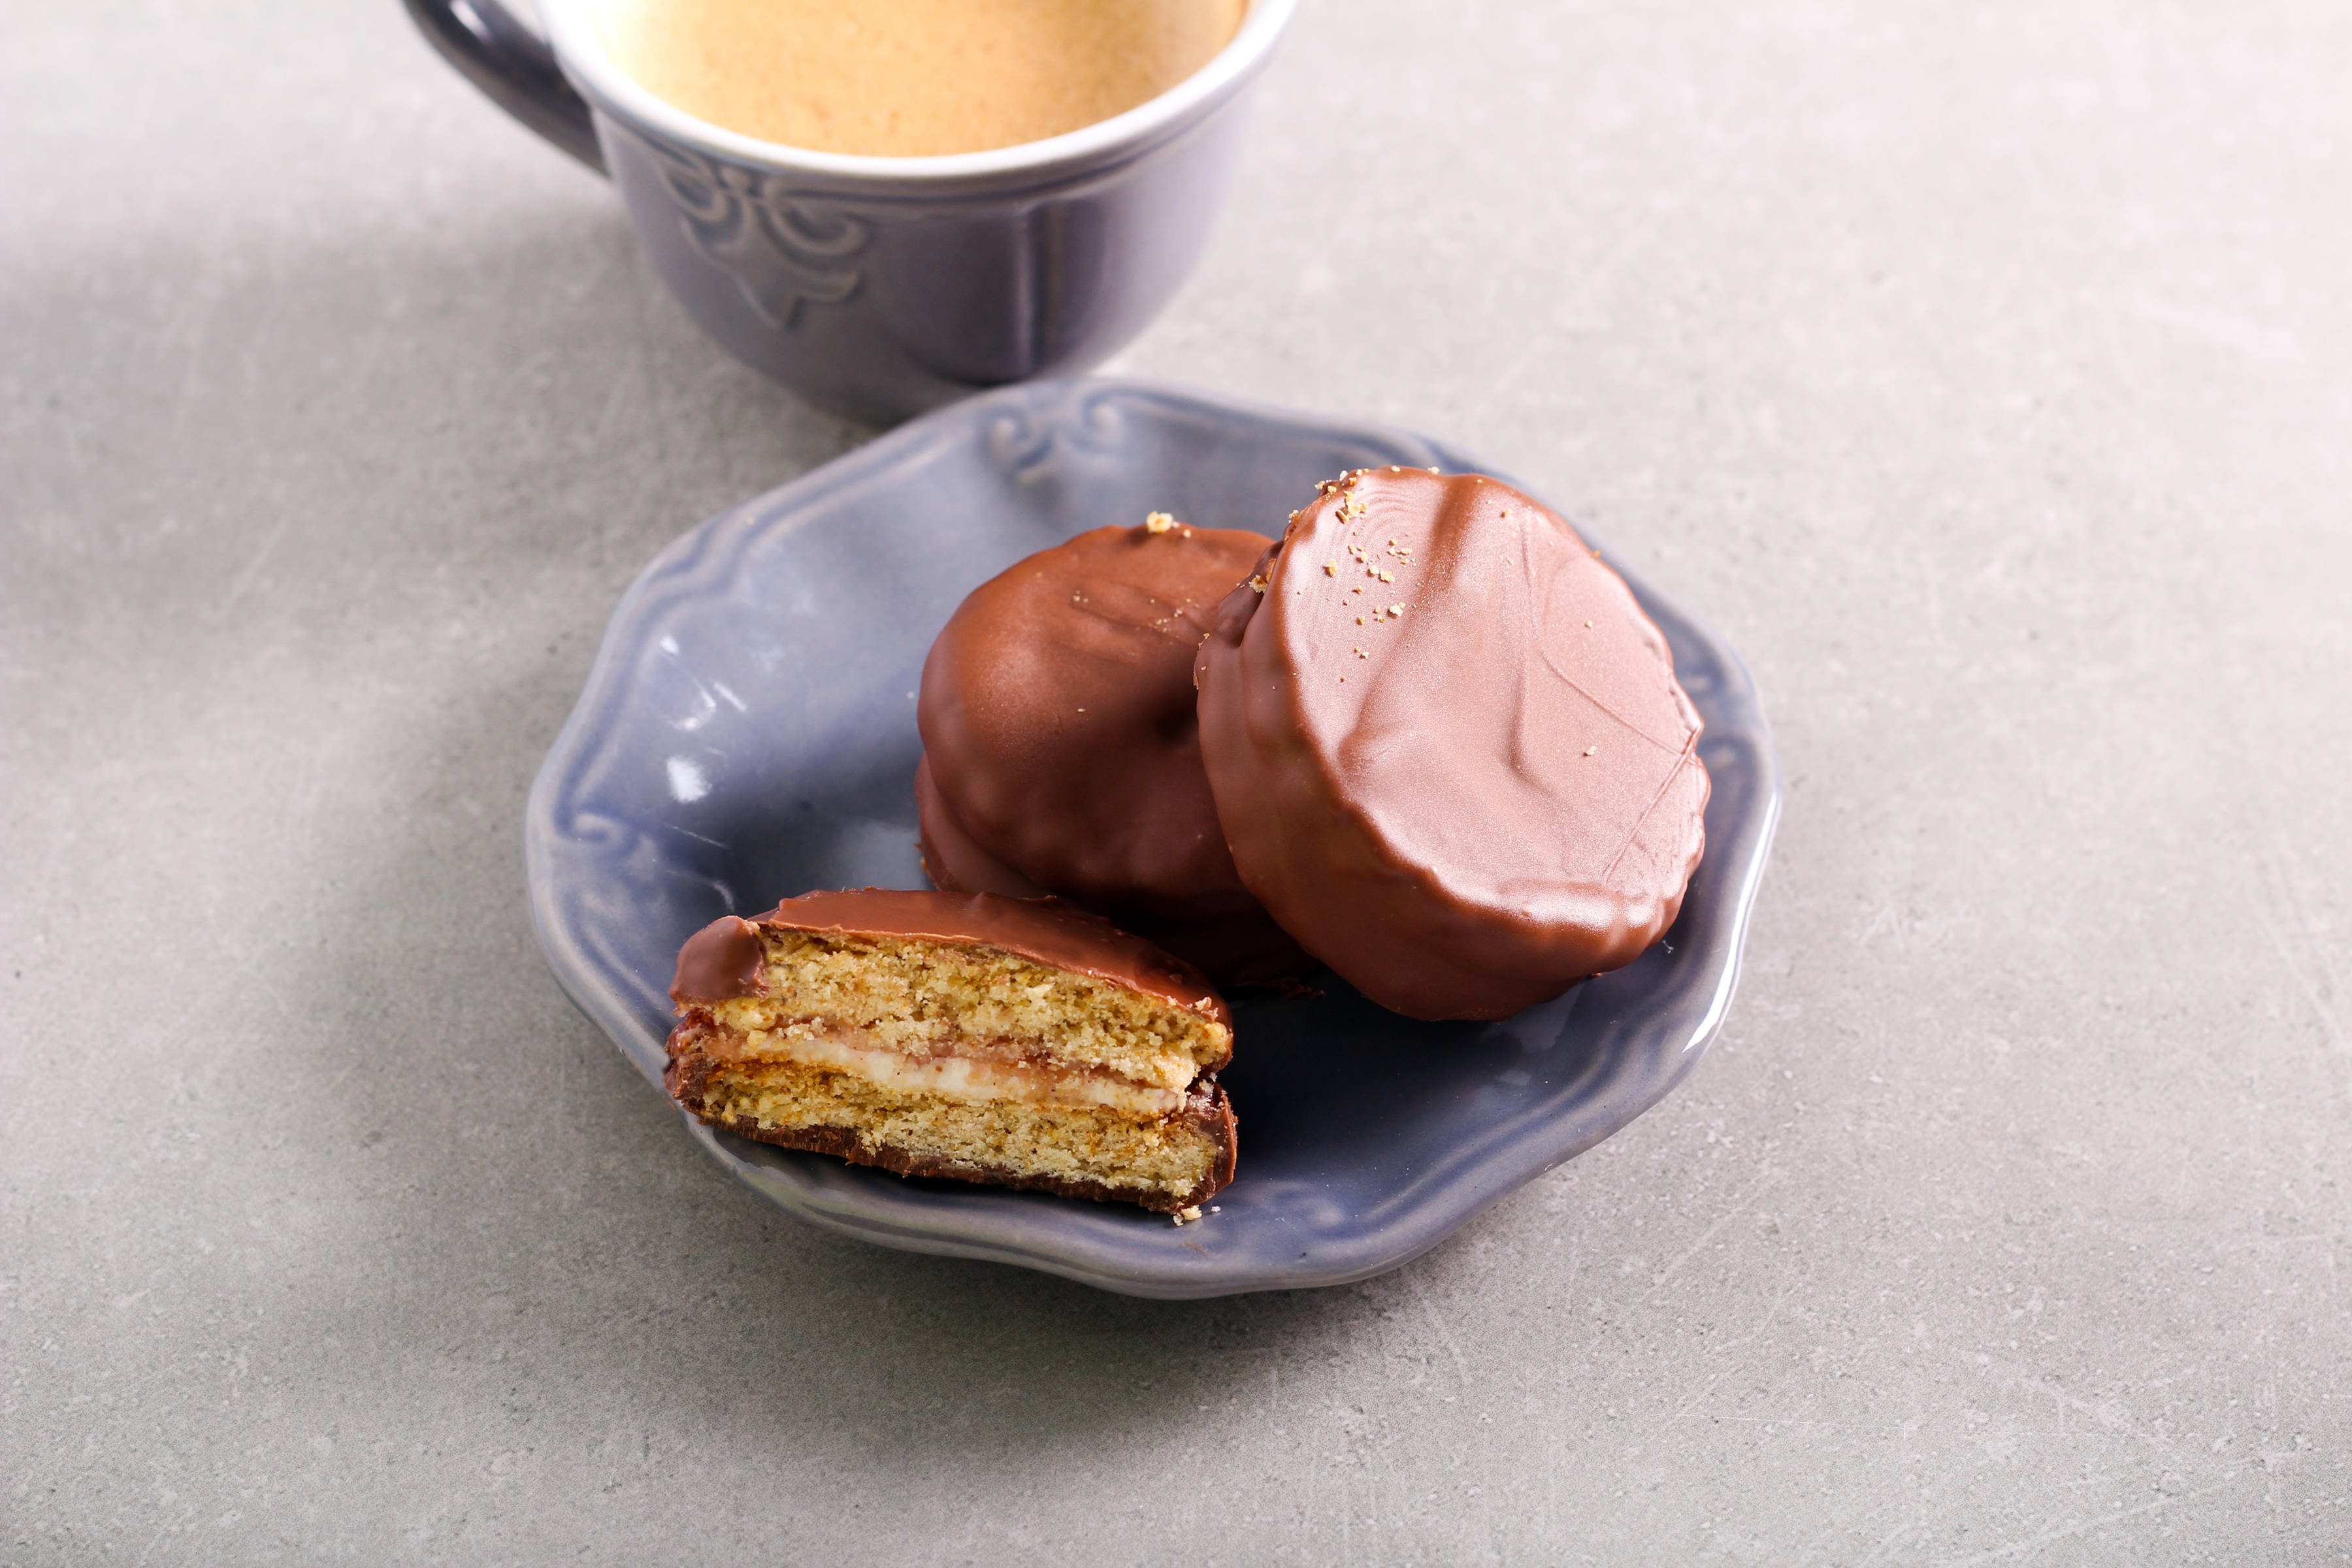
[3,0,2348,1561]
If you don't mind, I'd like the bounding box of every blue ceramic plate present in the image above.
[525,378,1779,1299]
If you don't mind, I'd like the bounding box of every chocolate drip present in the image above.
[670,915,768,1005]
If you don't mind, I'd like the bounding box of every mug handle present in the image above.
[402,0,608,174]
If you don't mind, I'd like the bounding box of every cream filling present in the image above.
[725,1022,1186,1119]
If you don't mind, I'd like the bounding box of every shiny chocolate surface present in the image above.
[1196,468,1710,1020]
[917,520,1311,983]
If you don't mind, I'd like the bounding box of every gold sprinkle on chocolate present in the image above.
[1145,510,1176,533]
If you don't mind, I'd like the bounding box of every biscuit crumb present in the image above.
[1377,569,1394,583]
[1249,574,1268,594]
[1325,561,1338,576]
[1585,619,1594,628]
[1428,466,1441,474]
[1356,615,1364,625]
[1584,746,1597,756]
[1179,1205,1202,1222]
[1390,604,1403,615]
[1145,511,1176,534]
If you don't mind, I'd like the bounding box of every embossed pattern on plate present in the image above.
[524,378,1780,1298]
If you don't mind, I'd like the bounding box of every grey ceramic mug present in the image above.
[407,0,1296,425]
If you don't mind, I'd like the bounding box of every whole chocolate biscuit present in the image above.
[1193,469,1710,1021]
[917,518,1313,985]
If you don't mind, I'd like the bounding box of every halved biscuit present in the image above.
[665,889,1237,1213]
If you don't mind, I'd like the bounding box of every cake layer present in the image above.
[669,1048,1235,1213]
[673,892,1233,1087]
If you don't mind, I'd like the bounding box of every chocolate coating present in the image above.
[916,520,1311,984]
[913,754,1048,900]
[1194,469,1710,1021]
[671,887,1233,1036]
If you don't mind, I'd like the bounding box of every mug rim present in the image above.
[540,0,1298,184]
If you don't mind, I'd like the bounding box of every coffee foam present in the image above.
[592,0,1245,157]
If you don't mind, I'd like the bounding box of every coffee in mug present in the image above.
[589,0,1247,156]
